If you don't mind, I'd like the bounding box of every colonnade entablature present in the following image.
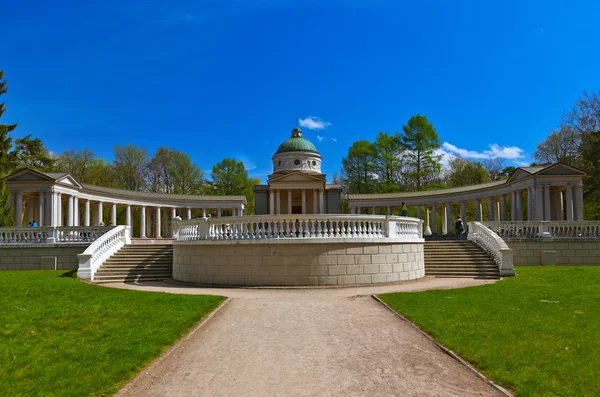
[3,168,247,239]
[347,163,586,235]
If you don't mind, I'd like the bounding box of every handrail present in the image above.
[0,226,113,244]
[173,215,424,241]
[483,221,600,239]
[77,226,131,281]
[468,221,515,277]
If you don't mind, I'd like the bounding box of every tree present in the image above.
[482,157,505,181]
[447,157,489,187]
[113,144,149,191]
[0,70,17,176]
[171,151,204,195]
[499,166,517,179]
[374,132,403,192]
[401,114,442,190]
[341,140,377,194]
[0,180,13,226]
[534,126,580,166]
[12,134,55,170]
[211,158,250,195]
[54,149,97,181]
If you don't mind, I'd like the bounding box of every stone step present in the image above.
[103,260,172,264]
[93,275,171,283]
[99,265,172,270]
[105,255,173,260]
[96,270,172,277]
[425,274,499,279]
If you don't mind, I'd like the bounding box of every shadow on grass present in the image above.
[59,270,77,278]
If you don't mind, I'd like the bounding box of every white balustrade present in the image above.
[77,226,131,280]
[468,222,515,277]
[172,215,423,241]
[483,221,600,239]
[0,226,113,244]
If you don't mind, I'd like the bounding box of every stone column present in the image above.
[574,184,584,221]
[287,189,292,214]
[162,210,169,237]
[543,185,551,221]
[487,198,494,221]
[535,186,544,221]
[372,206,376,215]
[424,207,432,236]
[417,205,422,219]
[500,195,507,221]
[511,192,517,221]
[187,208,192,220]
[313,190,317,214]
[202,208,207,218]
[217,208,222,218]
[47,192,57,226]
[319,189,325,214]
[27,195,35,224]
[515,191,523,221]
[301,189,306,214]
[155,207,162,238]
[269,190,275,215]
[111,203,117,225]
[527,187,534,221]
[171,207,176,220]
[140,206,146,238]
[276,190,281,215]
[441,206,446,234]
[74,196,79,226]
[67,195,74,226]
[446,203,453,235]
[126,205,132,227]
[38,192,45,227]
[84,200,90,226]
[432,203,438,234]
[550,189,563,221]
[56,193,62,226]
[461,201,467,223]
[387,206,391,216]
[565,185,574,221]
[97,202,103,225]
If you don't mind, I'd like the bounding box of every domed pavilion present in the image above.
[253,126,342,214]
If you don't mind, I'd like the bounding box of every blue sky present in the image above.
[2,0,599,182]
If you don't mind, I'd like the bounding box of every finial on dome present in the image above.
[291,126,302,138]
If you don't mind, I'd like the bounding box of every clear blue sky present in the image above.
[2,0,599,182]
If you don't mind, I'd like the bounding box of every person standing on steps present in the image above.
[400,202,408,217]
[455,215,465,240]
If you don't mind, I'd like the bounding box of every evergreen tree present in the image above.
[0,70,17,176]
[0,180,13,226]
[401,114,442,190]
[341,140,377,194]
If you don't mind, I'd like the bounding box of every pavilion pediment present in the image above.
[536,163,586,176]
[268,172,325,183]
[5,168,54,183]
[508,169,531,182]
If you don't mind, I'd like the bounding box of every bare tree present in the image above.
[482,157,505,180]
[534,126,580,166]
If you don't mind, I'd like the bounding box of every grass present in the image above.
[379,267,600,397]
[0,271,225,397]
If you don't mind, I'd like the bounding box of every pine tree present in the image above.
[0,180,14,226]
[0,70,17,176]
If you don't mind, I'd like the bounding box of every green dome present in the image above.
[275,127,319,154]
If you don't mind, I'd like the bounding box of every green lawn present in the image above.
[0,271,225,397]
[379,267,600,397]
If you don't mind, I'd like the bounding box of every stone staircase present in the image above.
[94,244,173,283]
[424,241,500,279]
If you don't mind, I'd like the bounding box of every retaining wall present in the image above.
[173,240,424,286]
[507,240,600,266]
[0,244,89,271]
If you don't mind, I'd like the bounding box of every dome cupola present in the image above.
[272,126,322,174]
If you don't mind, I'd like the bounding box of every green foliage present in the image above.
[0,270,225,396]
[148,147,204,195]
[341,140,378,194]
[211,158,250,195]
[446,157,489,187]
[0,70,17,176]
[0,180,14,226]
[113,144,149,191]
[374,132,403,192]
[401,114,442,189]
[379,267,600,397]
[12,134,55,171]
[499,165,517,179]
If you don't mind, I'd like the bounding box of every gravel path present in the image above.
[111,278,504,397]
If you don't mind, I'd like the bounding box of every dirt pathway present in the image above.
[111,278,504,397]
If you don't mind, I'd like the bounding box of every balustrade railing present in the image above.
[483,221,600,239]
[0,226,113,244]
[77,226,131,280]
[468,222,515,277]
[173,215,423,241]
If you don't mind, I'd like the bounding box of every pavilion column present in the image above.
[38,192,45,227]
[47,192,57,226]
[67,195,74,226]
[287,189,292,215]
[187,208,192,220]
[74,196,79,226]
[446,203,453,235]
[140,207,146,238]
[155,207,162,238]
[441,206,447,234]
[487,198,494,221]
[111,203,117,225]
[461,201,467,223]
[550,189,563,221]
[424,207,432,236]
[432,203,438,234]
[217,208,222,218]
[527,187,534,221]
[26,196,35,224]
[543,186,551,221]
[171,208,176,220]
[97,201,103,225]
[84,200,90,226]
[319,189,325,214]
[515,191,523,221]
[162,210,169,237]
[126,205,132,227]
[202,208,207,218]
[356,206,361,215]
[511,192,517,221]
[301,189,306,214]
[475,199,482,221]
[276,190,281,215]
[313,190,317,214]
[574,184,584,221]
[494,200,501,222]
[372,206,376,215]
[387,206,391,216]
[565,185,574,221]
[56,193,62,226]
[417,205,422,219]
[269,190,275,215]
[500,195,507,221]
[535,186,544,221]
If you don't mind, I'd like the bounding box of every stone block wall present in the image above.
[507,240,600,266]
[173,242,424,286]
[0,245,88,271]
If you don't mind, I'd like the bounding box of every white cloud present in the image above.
[331,138,337,143]
[442,142,525,160]
[435,148,455,168]
[316,135,325,142]
[299,116,332,130]
[240,157,257,171]
[513,160,530,167]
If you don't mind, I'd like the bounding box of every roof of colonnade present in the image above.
[347,163,585,206]
[3,168,247,207]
